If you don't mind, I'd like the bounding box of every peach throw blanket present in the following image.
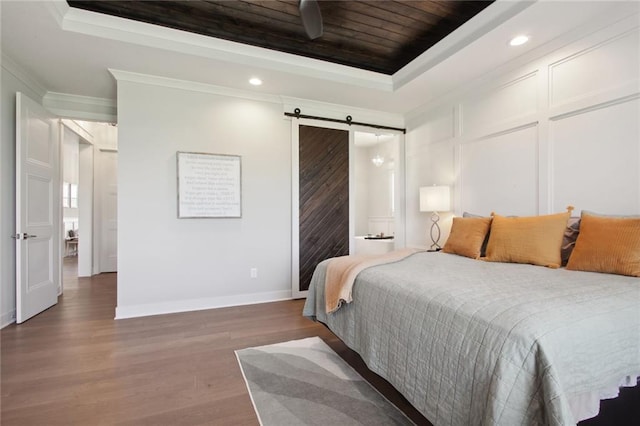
[325,248,421,314]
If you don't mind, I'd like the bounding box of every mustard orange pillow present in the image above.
[463,212,492,256]
[484,208,573,268]
[566,212,640,277]
[443,217,492,259]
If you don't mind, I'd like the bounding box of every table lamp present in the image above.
[419,185,450,250]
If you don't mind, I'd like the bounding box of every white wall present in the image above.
[115,78,294,318]
[405,12,640,249]
[0,61,45,327]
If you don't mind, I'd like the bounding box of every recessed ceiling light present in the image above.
[249,77,262,86]
[509,35,529,46]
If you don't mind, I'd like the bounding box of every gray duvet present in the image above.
[302,252,640,426]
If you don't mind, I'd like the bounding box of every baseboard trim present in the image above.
[1,310,17,329]
[114,290,292,320]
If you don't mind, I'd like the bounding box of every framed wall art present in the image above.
[177,151,242,218]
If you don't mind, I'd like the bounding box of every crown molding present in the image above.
[108,70,404,129]
[46,0,69,27]
[43,92,117,123]
[109,69,284,105]
[392,0,535,91]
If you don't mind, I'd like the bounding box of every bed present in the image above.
[302,251,640,425]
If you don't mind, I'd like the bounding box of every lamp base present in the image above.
[429,212,441,250]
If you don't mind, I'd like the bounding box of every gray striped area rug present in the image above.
[235,336,414,426]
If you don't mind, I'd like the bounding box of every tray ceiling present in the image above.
[67,0,494,75]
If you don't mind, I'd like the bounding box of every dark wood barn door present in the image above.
[298,125,349,292]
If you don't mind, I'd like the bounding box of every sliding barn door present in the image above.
[296,125,349,295]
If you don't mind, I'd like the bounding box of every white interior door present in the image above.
[15,92,60,323]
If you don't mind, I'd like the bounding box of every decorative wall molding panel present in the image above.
[459,125,539,216]
[549,98,639,214]
[461,72,538,139]
[405,11,640,247]
[549,28,639,110]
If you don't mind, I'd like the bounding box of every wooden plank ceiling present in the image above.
[68,0,494,75]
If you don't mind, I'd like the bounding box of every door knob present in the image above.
[10,233,36,239]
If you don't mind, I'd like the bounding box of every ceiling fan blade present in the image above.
[299,0,323,40]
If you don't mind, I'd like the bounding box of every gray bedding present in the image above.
[303,252,640,426]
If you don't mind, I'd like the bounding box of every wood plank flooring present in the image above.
[1,259,430,425]
[2,258,637,425]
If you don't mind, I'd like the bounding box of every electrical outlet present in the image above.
[250,268,258,278]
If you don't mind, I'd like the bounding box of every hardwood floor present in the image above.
[1,259,430,425]
[3,258,636,425]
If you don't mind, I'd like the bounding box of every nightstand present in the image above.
[354,236,395,255]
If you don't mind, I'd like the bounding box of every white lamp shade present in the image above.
[419,185,450,212]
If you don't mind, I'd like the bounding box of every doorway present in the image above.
[290,119,406,299]
[60,120,118,290]
[14,93,118,323]
[61,125,82,279]
[353,131,403,255]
